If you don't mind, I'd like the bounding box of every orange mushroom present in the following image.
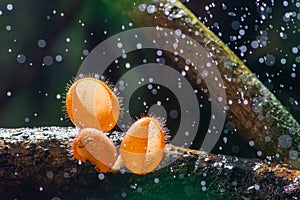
[120,117,165,175]
[72,128,117,173]
[65,77,120,132]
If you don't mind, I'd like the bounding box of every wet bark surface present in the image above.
[0,127,299,199]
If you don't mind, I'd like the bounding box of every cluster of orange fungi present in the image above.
[66,77,166,175]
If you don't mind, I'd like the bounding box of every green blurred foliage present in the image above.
[0,0,128,127]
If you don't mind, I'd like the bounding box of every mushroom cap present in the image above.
[120,117,165,175]
[66,77,120,132]
[72,128,117,173]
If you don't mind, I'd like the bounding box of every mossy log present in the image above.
[0,127,299,199]
[101,0,300,168]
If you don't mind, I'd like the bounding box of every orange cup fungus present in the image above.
[65,77,120,132]
[120,117,166,175]
[66,77,167,175]
[72,128,117,173]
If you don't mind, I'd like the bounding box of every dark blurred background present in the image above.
[0,0,129,127]
[0,0,299,157]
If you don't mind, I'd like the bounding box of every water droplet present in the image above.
[138,4,147,12]
[98,173,105,180]
[256,151,262,157]
[24,117,30,123]
[46,171,54,179]
[175,29,182,36]
[264,54,276,66]
[289,150,298,160]
[6,4,13,11]
[55,55,62,62]
[125,62,130,69]
[231,21,240,30]
[156,101,161,106]
[185,131,189,136]
[147,5,157,14]
[291,73,296,78]
[151,89,158,95]
[83,49,89,56]
[170,110,178,119]
[43,56,53,66]
[121,53,127,59]
[117,42,123,48]
[121,192,127,198]
[6,25,11,31]
[156,50,162,56]
[251,40,259,49]
[249,140,254,147]
[137,187,143,193]
[119,85,125,91]
[239,45,247,53]
[38,39,47,48]
[292,47,299,54]
[239,29,245,36]
[280,58,286,65]
[17,54,26,64]
[136,43,142,49]
[278,134,292,148]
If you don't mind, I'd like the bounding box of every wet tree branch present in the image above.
[0,127,299,199]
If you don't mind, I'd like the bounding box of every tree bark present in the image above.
[0,127,299,199]
[101,0,300,168]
